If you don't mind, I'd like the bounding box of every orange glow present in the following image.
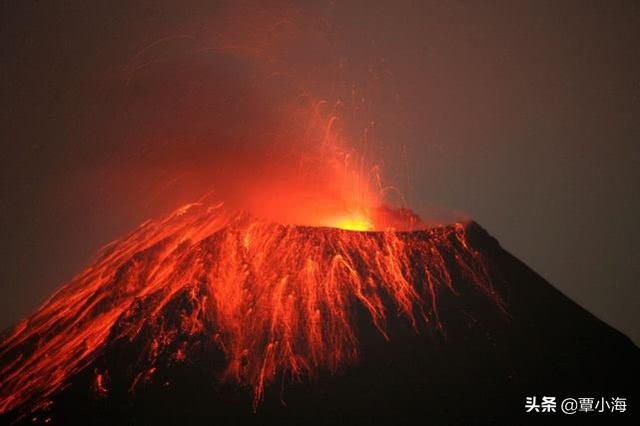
[326,211,373,231]
[0,199,503,415]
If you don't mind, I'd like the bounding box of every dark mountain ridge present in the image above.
[0,219,637,425]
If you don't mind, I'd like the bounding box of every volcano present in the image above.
[0,201,636,425]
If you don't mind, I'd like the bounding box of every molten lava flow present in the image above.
[0,200,502,416]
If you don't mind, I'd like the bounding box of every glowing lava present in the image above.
[0,199,503,417]
[326,211,373,231]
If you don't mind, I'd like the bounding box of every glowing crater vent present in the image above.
[327,211,373,231]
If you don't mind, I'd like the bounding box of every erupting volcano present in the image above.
[0,197,502,418]
[2,2,638,424]
[0,14,637,423]
[0,196,637,425]
[1,94,637,423]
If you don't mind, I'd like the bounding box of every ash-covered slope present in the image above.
[0,204,637,425]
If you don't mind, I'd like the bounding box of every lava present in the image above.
[0,199,503,416]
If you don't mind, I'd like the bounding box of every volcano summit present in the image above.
[0,200,636,425]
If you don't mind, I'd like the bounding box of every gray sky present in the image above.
[1,1,638,343]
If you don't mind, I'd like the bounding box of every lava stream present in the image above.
[0,200,502,414]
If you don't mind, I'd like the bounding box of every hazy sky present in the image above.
[1,1,638,343]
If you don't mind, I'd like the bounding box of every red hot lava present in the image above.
[0,199,502,415]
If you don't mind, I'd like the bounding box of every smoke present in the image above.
[57,2,443,229]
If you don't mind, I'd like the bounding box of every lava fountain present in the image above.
[0,65,503,416]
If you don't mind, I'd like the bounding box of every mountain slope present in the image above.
[0,204,636,425]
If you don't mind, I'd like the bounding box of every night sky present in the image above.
[1,1,639,344]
